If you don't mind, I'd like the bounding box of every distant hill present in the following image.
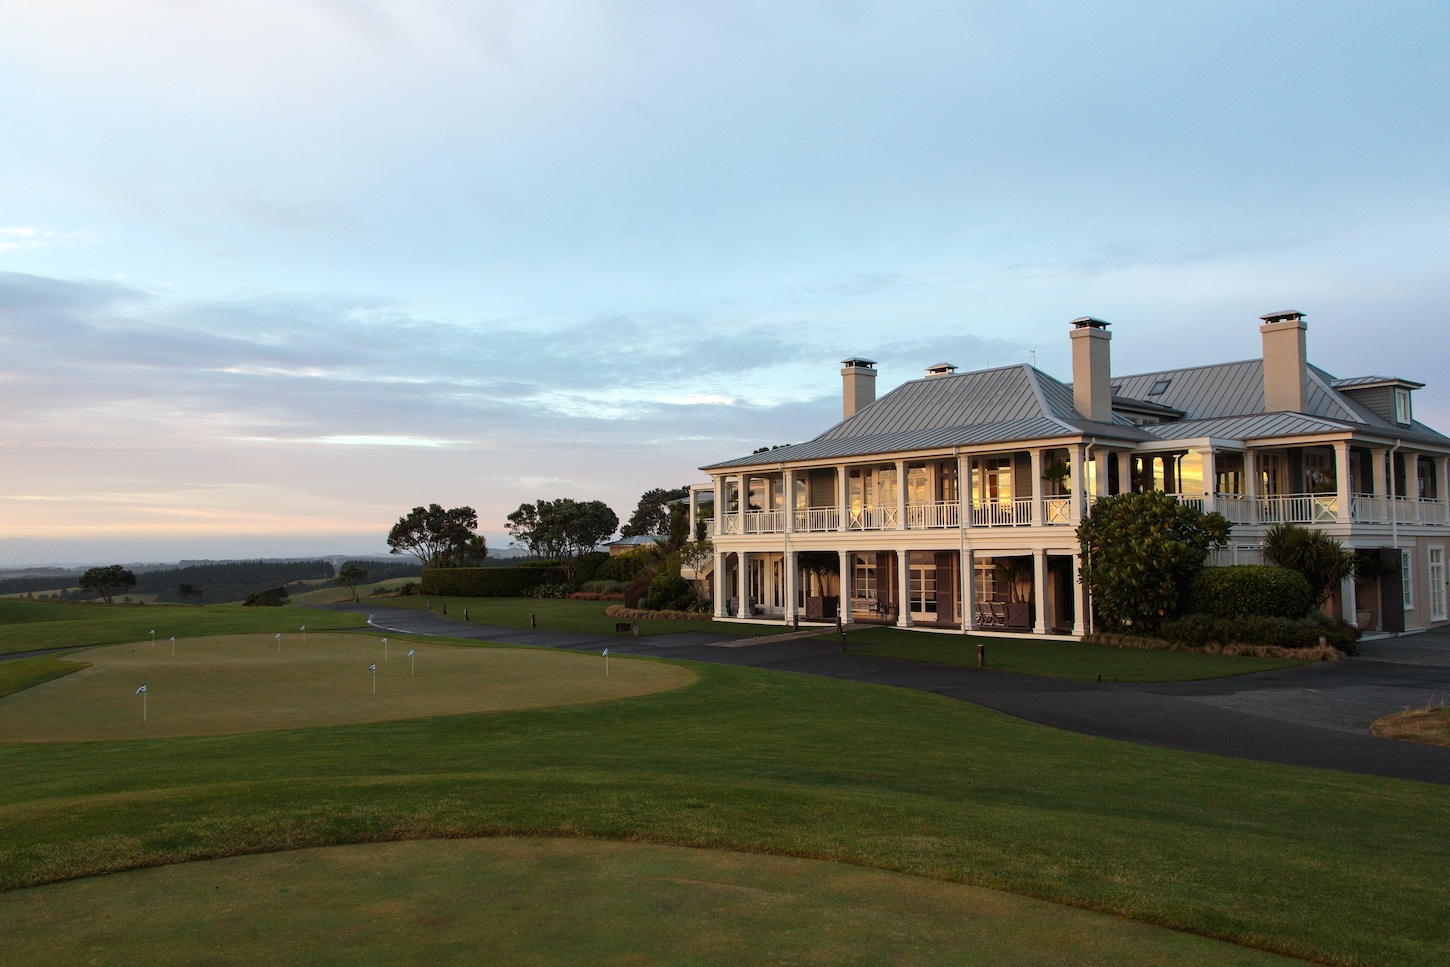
[138,560,338,605]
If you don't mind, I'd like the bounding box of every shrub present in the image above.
[610,549,659,583]
[397,581,420,596]
[573,551,612,584]
[1159,611,1359,654]
[1262,523,1358,605]
[517,559,564,569]
[242,587,290,607]
[569,591,625,601]
[622,576,653,608]
[580,579,629,594]
[642,572,696,612]
[1187,565,1314,620]
[525,582,579,599]
[605,604,711,622]
[420,567,566,597]
[1076,491,1232,633]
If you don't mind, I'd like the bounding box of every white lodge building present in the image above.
[688,313,1450,638]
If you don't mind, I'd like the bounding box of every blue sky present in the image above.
[2,1,1448,565]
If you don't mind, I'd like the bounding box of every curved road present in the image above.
[342,604,1450,785]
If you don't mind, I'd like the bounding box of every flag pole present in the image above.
[301,625,307,645]
[370,663,377,694]
[170,636,175,658]
[383,637,388,661]
[408,648,415,676]
[150,629,155,647]
[604,647,609,677]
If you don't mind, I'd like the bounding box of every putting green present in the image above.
[0,838,1301,966]
[0,634,692,742]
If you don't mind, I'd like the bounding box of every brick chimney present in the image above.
[1259,310,1308,413]
[1069,317,1112,423]
[841,357,877,419]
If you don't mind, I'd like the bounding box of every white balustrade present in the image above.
[1042,497,1073,524]
[1350,494,1382,523]
[906,500,960,529]
[743,510,784,533]
[722,512,740,534]
[793,506,841,532]
[848,505,900,530]
[1256,493,1338,524]
[970,497,1034,526]
[1418,499,1447,525]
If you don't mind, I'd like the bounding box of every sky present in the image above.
[2,1,1449,566]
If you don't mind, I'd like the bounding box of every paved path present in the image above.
[352,605,1450,785]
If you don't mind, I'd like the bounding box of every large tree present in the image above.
[78,565,137,605]
[387,504,481,569]
[506,498,619,582]
[620,486,690,538]
[1076,491,1232,633]
[335,563,368,602]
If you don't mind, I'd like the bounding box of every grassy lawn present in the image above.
[382,594,786,638]
[0,838,1301,966]
[0,599,367,656]
[1,634,1448,965]
[836,625,1310,682]
[0,634,691,742]
[0,654,89,698]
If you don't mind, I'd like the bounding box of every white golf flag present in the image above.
[603,648,609,657]
[135,684,147,694]
[300,625,306,632]
[382,638,388,645]
[369,663,376,671]
[275,633,281,640]
[408,648,415,657]
[150,629,155,635]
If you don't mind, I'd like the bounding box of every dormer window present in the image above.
[1147,378,1172,397]
[1395,388,1412,425]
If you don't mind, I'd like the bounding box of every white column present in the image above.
[1029,449,1043,525]
[1195,449,1216,513]
[1068,445,1084,523]
[1032,549,1048,634]
[1071,552,1087,636]
[1439,456,1450,521]
[783,548,797,624]
[896,459,907,530]
[1372,448,1388,498]
[838,549,854,624]
[838,465,850,532]
[737,474,748,529]
[1335,441,1352,523]
[962,547,976,631]
[783,470,796,533]
[1410,452,1423,522]
[958,453,971,530]
[711,476,723,536]
[1117,451,1132,495]
[1244,451,1260,523]
[1341,573,1358,625]
[713,552,728,618]
[1091,449,1108,504]
[897,549,913,627]
[738,551,750,618]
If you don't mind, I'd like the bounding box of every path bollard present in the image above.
[977,641,985,667]
[464,608,469,622]
[530,613,537,628]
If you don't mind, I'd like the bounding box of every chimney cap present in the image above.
[841,357,877,369]
[1070,316,1111,330]
[925,362,957,377]
[1259,310,1306,324]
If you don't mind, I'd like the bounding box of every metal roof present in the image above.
[1331,375,1426,390]
[702,351,1450,474]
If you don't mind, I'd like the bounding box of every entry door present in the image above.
[909,563,937,621]
[1430,545,1447,623]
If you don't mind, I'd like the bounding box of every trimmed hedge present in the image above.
[1187,565,1314,620]
[421,567,566,597]
[1158,610,1359,654]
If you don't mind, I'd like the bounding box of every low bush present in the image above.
[517,559,564,569]
[1156,610,1359,655]
[611,549,659,583]
[580,579,629,594]
[641,573,697,612]
[604,604,711,622]
[569,591,625,601]
[1187,565,1314,620]
[421,567,566,597]
[524,582,579,599]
